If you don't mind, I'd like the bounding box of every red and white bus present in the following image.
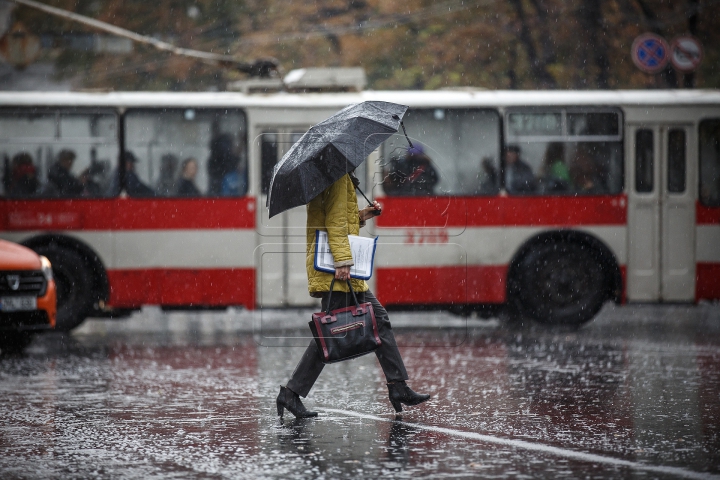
[1,90,719,329]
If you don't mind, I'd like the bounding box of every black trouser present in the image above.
[286,289,409,398]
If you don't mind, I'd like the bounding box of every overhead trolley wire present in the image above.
[7,0,280,76]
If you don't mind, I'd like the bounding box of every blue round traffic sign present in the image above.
[632,33,670,74]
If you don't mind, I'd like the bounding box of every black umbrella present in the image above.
[267,101,412,218]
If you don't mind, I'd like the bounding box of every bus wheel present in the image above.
[33,244,93,331]
[513,241,609,326]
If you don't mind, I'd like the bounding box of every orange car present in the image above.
[0,239,56,352]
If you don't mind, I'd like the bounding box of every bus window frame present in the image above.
[699,118,720,208]
[502,106,625,196]
[634,128,654,194]
[122,107,249,199]
[504,107,623,143]
[0,106,120,199]
[667,128,687,194]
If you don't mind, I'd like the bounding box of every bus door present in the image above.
[256,129,315,307]
[627,124,696,302]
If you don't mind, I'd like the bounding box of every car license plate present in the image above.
[0,296,37,312]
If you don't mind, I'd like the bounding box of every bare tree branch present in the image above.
[508,0,557,88]
[576,0,610,88]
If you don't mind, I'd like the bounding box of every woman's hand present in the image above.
[335,266,351,281]
[359,201,382,221]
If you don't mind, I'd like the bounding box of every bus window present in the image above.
[379,109,500,196]
[635,129,654,193]
[700,120,720,207]
[0,110,117,198]
[123,109,247,198]
[504,109,623,196]
[667,129,686,193]
[567,112,620,136]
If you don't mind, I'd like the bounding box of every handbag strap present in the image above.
[325,278,360,315]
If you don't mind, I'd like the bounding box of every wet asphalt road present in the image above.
[1,303,720,479]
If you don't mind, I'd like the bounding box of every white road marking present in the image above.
[321,408,719,480]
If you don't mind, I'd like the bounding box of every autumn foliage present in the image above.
[12,0,720,91]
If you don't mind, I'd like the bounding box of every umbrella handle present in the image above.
[400,121,414,149]
[392,115,414,148]
[356,185,381,216]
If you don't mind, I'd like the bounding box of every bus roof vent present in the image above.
[283,67,366,92]
[226,77,284,94]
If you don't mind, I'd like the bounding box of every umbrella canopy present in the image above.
[267,101,409,218]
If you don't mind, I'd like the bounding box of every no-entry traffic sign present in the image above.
[632,33,669,74]
[670,36,703,72]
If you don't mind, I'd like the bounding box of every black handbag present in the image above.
[308,279,382,364]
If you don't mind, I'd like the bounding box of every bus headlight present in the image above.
[40,256,53,282]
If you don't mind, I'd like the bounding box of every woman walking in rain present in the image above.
[276,171,431,418]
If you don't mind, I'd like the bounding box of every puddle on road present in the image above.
[1,304,719,478]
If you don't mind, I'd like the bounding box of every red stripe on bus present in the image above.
[696,203,720,225]
[2,197,256,231]
[697,263,720,301]
[107,268,255,309]
[375,266,508,305]
[377,264,629,306]
[375,195,627,228]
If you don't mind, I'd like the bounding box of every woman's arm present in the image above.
[324,176,354,277]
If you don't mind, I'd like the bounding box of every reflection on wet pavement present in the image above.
[1,304,719,478]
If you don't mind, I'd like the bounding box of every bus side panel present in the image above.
[107,268,256,309]
[1,197,256,231]
[696,203,720,300]
[373,196,628,307]
[376,265,507,305]
[2,197,258,310]
[114,198,256,230]
[375,195,627,228]
[2,198,117,230]
[109,197,258,309]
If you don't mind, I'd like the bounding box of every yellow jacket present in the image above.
[306,173,369,295]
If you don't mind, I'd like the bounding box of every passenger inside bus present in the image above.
[539,142,570,193]
[569,144,603,194]
[109,151,155,197]
[207,134,239,196]
[221,158,248,196]
[155,154,179,196]
[473,157,500,195]
[78,160,107,197]
[383,144,438,196]
[504,145,536,194]
[9,152,39,197]
[175,158,201,197]
[44,149,84,197]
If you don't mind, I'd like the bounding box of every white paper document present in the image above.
[314,230,378,280]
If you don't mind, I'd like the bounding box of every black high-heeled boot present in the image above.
[276,386,318,419]
[387,381,430,413]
